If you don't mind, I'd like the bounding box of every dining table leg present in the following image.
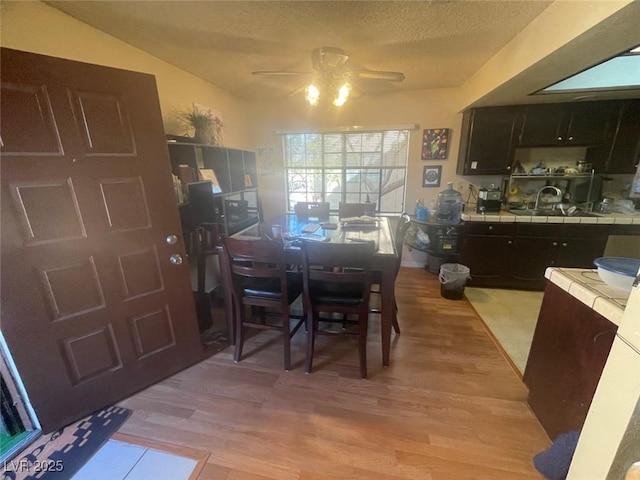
[379,258,396,367]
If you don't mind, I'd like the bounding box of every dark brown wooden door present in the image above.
[0,48,202,433]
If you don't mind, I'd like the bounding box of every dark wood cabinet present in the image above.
[519,102,619,147]
[457,100,638,176]
[523,282,617,439]
[461,222,610,290]
[459,223,515,286]
[457,107,521,175]
[602,99,640,174]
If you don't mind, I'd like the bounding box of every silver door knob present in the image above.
[169,254,183,265]
[166,234,179,245]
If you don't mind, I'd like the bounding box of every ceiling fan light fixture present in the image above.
[305,84,320,106]
[332,83,350,107]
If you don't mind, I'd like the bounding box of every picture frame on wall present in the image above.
[422,165,442,188]
[421,128,449,160]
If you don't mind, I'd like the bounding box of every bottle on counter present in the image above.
[415,198,429,221]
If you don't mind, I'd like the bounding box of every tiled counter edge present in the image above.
[461,212,640,224]
[544,267,631,327]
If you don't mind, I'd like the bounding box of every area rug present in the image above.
[465,287,543,375]
[2,406,131,480]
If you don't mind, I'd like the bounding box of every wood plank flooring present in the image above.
[118,267,550,479]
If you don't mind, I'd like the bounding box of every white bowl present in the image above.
[593,257,640,293]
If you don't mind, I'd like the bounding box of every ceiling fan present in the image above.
[252,47,405,105]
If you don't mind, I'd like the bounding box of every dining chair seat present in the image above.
[308,281,365,305]
[243,272,303,300]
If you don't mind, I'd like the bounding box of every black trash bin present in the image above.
[438,263,470,300]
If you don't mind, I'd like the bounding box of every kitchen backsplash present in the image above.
[460,147,636,207]
[513,146,588,174]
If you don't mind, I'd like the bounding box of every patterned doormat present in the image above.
[2,406,131,480]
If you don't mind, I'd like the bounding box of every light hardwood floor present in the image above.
[118,267,550,479]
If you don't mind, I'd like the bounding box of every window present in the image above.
[283,130,409,213]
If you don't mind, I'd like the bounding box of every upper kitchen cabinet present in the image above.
[457,106,521,175]
[519,101,620,148]
[600,99,640,174]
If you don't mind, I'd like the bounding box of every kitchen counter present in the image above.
[462,210,640,224]
[544,267,631,326]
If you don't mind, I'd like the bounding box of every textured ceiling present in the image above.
[46,0,551,98]
[46,0,557,101]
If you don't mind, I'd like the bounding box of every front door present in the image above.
[0,48,202,432]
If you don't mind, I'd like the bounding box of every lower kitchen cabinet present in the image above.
[458,223,515,287]
[460,222,610,290]
[523,282,617,439]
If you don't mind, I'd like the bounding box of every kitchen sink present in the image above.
[508,209,600,218]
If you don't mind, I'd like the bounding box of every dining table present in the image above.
[219,213,399,367]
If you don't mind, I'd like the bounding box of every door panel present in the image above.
[1,48,202,433]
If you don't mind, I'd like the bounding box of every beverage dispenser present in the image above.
[435,182,463,224]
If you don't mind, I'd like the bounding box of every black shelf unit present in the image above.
[167,141,260,237]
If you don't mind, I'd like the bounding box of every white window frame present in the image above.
[282,129,410,214]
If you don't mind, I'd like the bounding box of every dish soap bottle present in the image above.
[435,182,462,224]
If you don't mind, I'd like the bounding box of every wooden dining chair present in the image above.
[221,236,305,370]
[300,240,376,378]
[338,201,376,219]
[294,201,330,219]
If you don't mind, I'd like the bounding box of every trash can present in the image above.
[439,263,471,300]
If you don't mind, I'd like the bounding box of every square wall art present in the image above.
[421,128,449,160]
[422,166,442,188]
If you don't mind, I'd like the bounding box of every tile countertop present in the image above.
[461,211,640,224]
[544,267,631,326]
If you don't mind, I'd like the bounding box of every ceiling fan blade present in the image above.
[350,70,405,82]
[252,70,312,76]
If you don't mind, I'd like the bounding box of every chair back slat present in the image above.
[338,202,376,219]
[222,236,289,300]
[294,201,330,219]
[301,240,375,296]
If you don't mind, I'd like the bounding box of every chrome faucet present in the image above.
[533,186,562,211]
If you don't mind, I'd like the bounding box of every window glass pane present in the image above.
[284,130,408,213]
[325,153,343,167]
[324,170,343,210]
[363,153,380,166]
[346,152,361,167]
[379,168,405,212]
[361,132,382,152]
[323,134,342,152]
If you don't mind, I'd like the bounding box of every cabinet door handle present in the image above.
[562,242,568,247]
[556,136,563,142]
[568,136,574,141]
[488,225,493,231]
[552,241,558,247]
[507,240,512,245]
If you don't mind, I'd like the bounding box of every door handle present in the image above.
[169,254,183,265]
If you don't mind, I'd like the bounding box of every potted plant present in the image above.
[178,107,223,145]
